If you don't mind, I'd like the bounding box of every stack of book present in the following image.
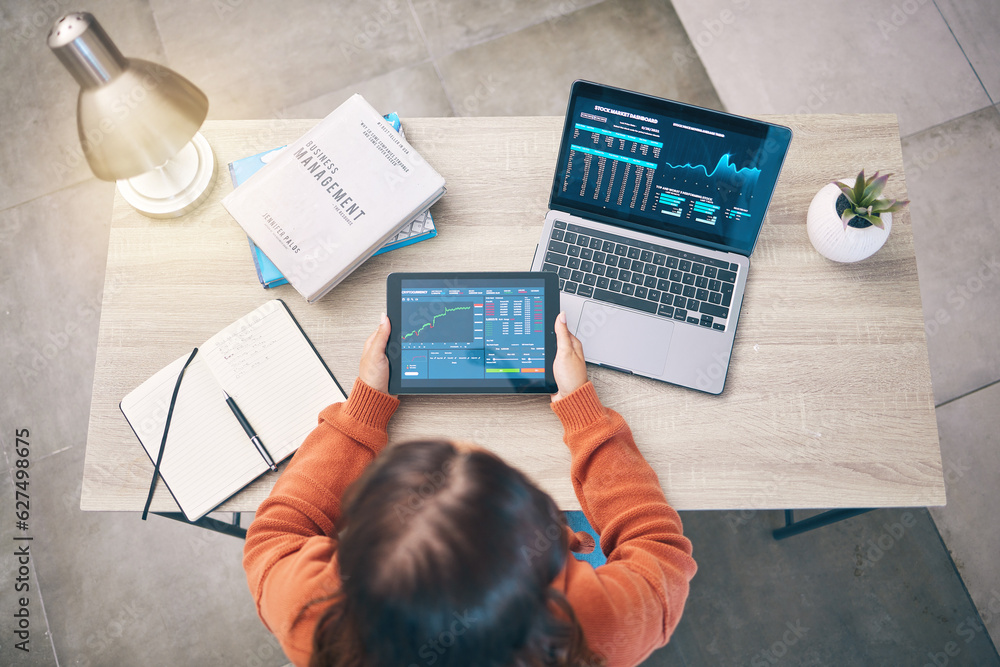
[223,96,446,302]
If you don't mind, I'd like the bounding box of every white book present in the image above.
[120,300,347,521]
[222,94,446,302]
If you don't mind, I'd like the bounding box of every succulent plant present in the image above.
[834,169,909,230]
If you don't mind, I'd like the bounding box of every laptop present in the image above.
[529,81,792,394]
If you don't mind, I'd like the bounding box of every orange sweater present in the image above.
[243,378,696,666]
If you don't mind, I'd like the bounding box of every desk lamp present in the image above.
[48,12,216,218]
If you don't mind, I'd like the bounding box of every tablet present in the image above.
[386,272,560,394]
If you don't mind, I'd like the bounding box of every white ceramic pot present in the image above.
[807,181,891,263]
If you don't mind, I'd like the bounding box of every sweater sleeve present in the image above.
[242,378,399,665]
[550,382,696,666]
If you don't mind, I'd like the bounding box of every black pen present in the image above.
[222,390,277,471]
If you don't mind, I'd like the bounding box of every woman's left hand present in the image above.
[359,313,391,394]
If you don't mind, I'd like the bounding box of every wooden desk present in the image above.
[82,116,945,515]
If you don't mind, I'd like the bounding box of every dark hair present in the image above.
[305,439,605,667]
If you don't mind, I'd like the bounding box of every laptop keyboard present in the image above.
[540,221,738,331]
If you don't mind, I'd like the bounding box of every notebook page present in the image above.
[201,300,347,463]
[120,353,265,521]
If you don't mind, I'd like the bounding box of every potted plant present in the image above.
[806,170,909,263]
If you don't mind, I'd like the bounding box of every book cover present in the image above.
[228,114,438,289]
[222,94,446,303]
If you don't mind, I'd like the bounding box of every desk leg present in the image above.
[773,508,875,540]
[153,512,248,539]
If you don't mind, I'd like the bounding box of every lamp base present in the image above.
[116,132,216,218]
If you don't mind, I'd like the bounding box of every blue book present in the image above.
[227,112,437,289]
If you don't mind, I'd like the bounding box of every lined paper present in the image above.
[120,300,346,521]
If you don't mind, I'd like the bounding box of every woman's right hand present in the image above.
[552,312,588,402]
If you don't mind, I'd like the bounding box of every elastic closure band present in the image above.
[141,347,198,520]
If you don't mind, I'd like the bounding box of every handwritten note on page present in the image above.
[120,300,346,521]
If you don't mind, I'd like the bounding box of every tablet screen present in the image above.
[387,272,559,394]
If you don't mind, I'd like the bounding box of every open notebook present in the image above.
[120,300,346,521]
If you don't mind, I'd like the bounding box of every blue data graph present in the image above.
[658,121,761,196]
[655,153,760,226]
[401,303,475,344]
[652,128,762,226]
[663,153,760,189]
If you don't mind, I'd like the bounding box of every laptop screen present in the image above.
[549,81,792,256]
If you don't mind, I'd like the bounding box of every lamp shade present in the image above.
[48,12,209,181]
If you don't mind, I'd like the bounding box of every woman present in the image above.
[243,312,696,666]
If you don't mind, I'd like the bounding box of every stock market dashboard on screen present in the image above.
[387,273,558,394]
[550,83,791,255]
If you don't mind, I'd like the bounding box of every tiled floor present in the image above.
[1,1,998,665]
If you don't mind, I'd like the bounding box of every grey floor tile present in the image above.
[435,0,722,117]
[0,464,58,666]
[641,509,1000,666]
[670,0,991,135]
[901,105,1000,403]
[0,178,114,456]
[148,0,431,119]
[936,0,1000,103]
[286,61,454,119]
[29,445,287,667]
[0,179,115,459]
[409,0,605,57]
[930,381,1000,648]
[0,1,164,210]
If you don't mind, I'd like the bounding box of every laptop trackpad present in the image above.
[575,302,673,377]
